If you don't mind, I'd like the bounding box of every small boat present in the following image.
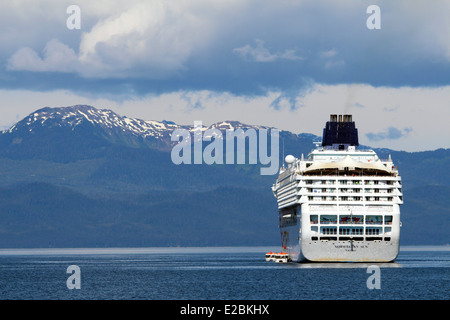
[266,251,289,263]
[265,251,276,262]
[274,252,289,263]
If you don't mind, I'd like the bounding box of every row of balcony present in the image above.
[309,214,393,225]
[301,179,401,186]
[303,196,403,203]
[302,188,402,195]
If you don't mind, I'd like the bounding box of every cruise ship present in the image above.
[272,114,403,262]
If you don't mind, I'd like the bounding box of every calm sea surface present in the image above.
[0,246,448,300]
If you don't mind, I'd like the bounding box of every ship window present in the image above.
[339,215,363,224]
[310,215,318,224]
[366,215,382,225]
[339,227,363,235]
[311,226,318,233]
[385,215,393,225]
[320,215,337,224]
[384,227,392,234]
[320,236,337,241]
[320,226,337,235]
[366,227,382,235]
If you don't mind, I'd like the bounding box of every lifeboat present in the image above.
[266,251,289,263]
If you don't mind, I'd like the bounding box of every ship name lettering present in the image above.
[334,244,357,249]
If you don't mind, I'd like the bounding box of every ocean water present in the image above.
[0,246,448,301]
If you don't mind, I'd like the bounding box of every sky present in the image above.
[0,0,449,152]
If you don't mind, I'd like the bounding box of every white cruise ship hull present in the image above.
[280,203,401,263]
[300,239,399,262]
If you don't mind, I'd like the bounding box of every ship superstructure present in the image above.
[272,114,403,262]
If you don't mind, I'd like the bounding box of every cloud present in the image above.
[366,127,413,142]
[7,39,78,73]
[1,0,450,95]
[76,0,215,78]
[233,39,304,62]
[5,0,219,79]
[318,48,345,69]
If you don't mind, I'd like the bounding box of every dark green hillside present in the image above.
[400,185,450,245]
[0,183,279,248]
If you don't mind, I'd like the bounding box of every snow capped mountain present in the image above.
[0,104,312,165]
[4,105,276,149]
[7,105,180,139]
[208,120,269,131]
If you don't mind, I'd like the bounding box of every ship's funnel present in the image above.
[322,114,359,148]
[330,114,337,122]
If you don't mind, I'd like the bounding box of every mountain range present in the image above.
[0,105,448,247]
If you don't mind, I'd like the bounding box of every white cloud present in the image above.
[319,48,345,69]
[77,0,217,78]
[233,39,304,62]
[7,39,78,73]
[4,0,222,78]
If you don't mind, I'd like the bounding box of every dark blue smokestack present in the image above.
[322,114,359,149]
